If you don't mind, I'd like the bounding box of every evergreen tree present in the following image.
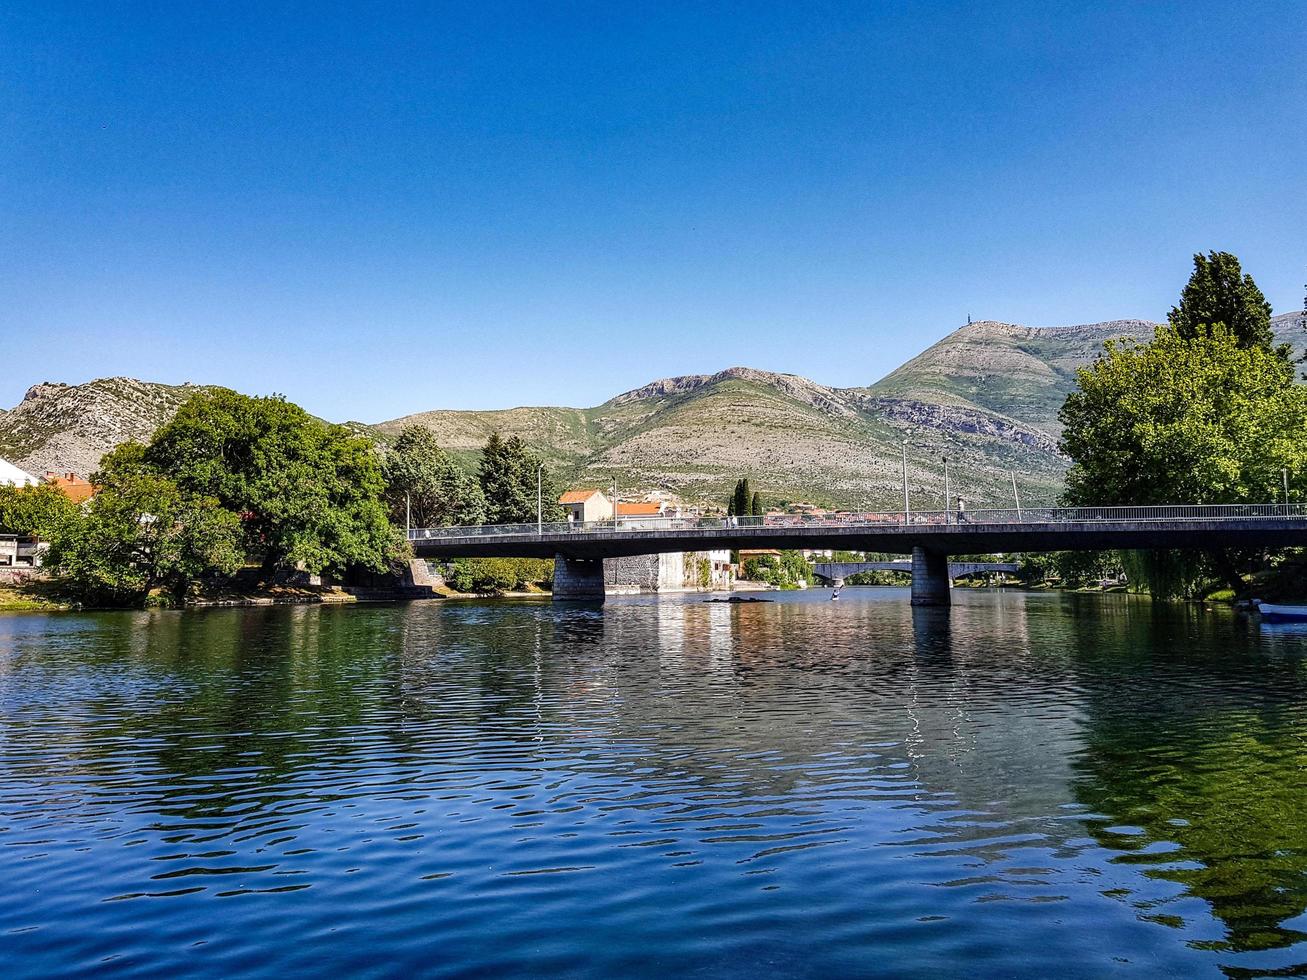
[731,478,752,517]
[478,432,563,525]
[382,425,485,528]
[1169,251,1275,351]
[750,491,763,516]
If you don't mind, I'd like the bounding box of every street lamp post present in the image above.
[1284,467,1291,510]
[901,439,910,524]
[943,457,950,525]
[536,463,544,534]
[612,480,619,529]
[1010,470,1022,520]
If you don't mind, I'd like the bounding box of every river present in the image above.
[3,589,1307,977]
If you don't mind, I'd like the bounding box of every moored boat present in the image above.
[1253,601,1307,622]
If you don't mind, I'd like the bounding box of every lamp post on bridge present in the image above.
[901,439,910,525]
[943,457,950,526]
[536,463,544,535]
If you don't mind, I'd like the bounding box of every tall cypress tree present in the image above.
[732,478,752,517]
[750,491,763,516]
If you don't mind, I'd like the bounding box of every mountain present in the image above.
[0,379,217,480]
[6,312,1303,509]
[868,311,1307,436]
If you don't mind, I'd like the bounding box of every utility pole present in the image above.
[1010,470,1022,520]
[405,492,411,536]
[1284,467,1290,508]
[901,439,910,524]
[536,463,544,534]
[943,457,950,525]
[612,479,618,528]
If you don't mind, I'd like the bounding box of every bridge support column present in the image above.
[553,556,606,602]
[911,547,951,607]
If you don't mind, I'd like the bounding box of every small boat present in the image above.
[1253,600,1307,623]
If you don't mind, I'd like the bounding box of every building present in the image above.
[0,459,40,488]
[605,549,734,593]
[559,489,614,523]
[44,471,95,504]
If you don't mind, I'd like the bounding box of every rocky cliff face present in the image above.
[0,378,216,478]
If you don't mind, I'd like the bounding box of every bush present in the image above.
[447,558,554,594]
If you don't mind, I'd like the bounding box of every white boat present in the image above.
[1253,601,1307,623]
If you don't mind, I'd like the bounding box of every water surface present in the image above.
[3,590,1307,977]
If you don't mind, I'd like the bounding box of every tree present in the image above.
[1060,327,1307,507]
[1169,251,1275,352]
[1059,326,1307,595]
[144,389,399,576]
[750,491,764,516]
[382,425,485,528]
[47,443,242,605]
[477,432,563,525]
[729,478,752,517]
[0,483,79,540]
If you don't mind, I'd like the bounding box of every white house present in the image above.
[0,458,40,488]
[559,489,614,523]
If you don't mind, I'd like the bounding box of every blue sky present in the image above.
[3,1,1304,423]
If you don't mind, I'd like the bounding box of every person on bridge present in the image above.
[956,496,968,523]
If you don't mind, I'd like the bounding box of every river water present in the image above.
[3,590,1307,977]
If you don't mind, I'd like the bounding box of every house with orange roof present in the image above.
[44,471,96,505]
[558,488,613,523]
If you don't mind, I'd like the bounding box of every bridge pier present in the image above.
[911,547,951,607]
[553,555,606,602]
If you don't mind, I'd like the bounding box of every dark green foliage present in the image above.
[446,557,553,594]
[741,549,812,588]
[478,432,564,525]
[727,478,754,517]
[0,483,79,539]
[46,443,242,606]
[382,425,485,528]
[1169,251,1275,351]
[750,491,763,516]
[144,389,399,576]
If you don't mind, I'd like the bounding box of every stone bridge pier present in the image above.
[910,547,951,607]
[553,555,606,601]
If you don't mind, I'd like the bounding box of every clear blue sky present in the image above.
[3,1,1304,423]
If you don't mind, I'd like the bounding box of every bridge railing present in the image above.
[408,503,1307,542]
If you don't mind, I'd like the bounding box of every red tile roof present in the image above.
[44,472,95,504]
[616,502,663,516]
[559,489,604,504]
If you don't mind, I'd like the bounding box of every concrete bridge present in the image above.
[409,504,1307,606]
[811,560,1020,586]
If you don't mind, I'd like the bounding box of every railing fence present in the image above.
[408,503,1307,542]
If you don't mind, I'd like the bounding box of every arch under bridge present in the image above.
[409,504,1307,606]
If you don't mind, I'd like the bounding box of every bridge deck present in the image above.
[409,505,1307,560]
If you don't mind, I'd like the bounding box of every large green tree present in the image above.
[0,483,79,540]
[477,433,563,525]
[1168,250,1275,351]
[382,425,485,528]
[1060,327,1307,507]
[47,443,242,605]
[144,389,399,575]
[1059,326,1307,595]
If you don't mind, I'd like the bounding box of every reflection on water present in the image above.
[2,590,1307,977]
